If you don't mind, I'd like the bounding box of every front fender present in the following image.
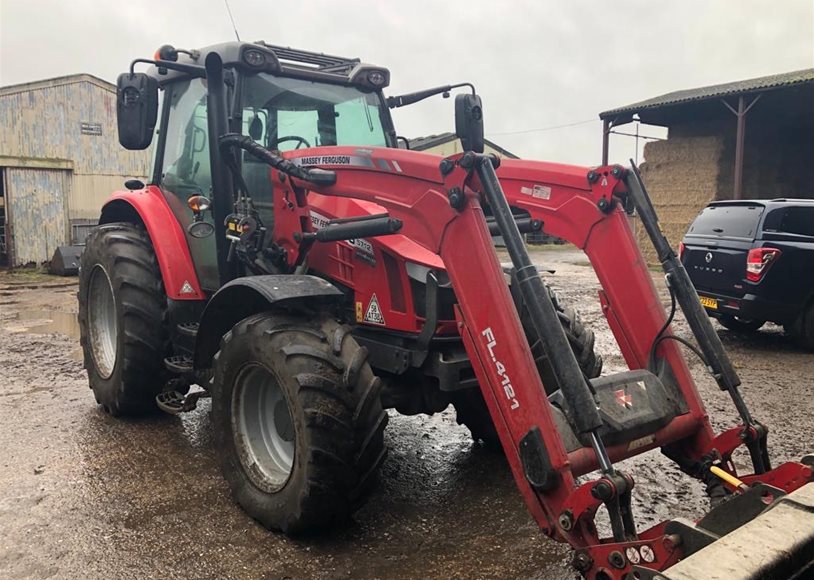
[99,185,204,300]
[193,275,343,369]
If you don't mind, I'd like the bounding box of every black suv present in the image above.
[680,199,814,348]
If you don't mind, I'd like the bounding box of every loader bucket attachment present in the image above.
[638,483,814,579]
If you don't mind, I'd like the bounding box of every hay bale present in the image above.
[635,133,723,264]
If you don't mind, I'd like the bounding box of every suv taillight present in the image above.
[678,242,686,260]
[746,247,781,282]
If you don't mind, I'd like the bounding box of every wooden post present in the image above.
[722,94,761,200]
[733,96,746,200]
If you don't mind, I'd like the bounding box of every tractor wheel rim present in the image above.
[87,265,118,379]
[232,364,295,492]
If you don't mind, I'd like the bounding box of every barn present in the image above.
[600,69,814,261]
[0,74,150,267]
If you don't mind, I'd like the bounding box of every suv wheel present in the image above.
[786,304,814,350]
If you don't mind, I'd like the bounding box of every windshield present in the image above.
[687,204,764,239]
[240,74,389,151]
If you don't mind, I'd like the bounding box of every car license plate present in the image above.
[699,295,718,310]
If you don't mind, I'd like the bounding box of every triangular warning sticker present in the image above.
[364,294,385,325]
[180,280,195,294]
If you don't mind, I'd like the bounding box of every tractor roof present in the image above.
[148,41,391,90]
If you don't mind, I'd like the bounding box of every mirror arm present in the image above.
[129,58,206,78]
[453,82,476,95]
[386,82,477,109]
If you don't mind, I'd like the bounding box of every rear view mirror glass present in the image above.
[455,93,484,153]
[116,72,158,150]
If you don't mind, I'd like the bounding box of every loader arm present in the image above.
[493,159,717,472]
[224,140,813,579]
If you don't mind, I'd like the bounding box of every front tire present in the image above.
[78,223,170,416]
[211,311,387,533]
[454,283,602,446]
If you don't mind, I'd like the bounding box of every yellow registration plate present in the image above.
[699,295,718,310]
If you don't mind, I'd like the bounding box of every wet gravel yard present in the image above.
[1,248,811,579]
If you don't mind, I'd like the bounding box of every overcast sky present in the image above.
[1,0,812,164]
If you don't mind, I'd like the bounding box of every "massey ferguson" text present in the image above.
[481,327,520,410]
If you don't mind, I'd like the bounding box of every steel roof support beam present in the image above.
[722,94,762,200]
[601,118,611,165]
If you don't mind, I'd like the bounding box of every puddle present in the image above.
[4,310,83,361]
[6,310,81,340]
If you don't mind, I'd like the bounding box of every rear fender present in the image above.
[99,185,204,300]
[193,275,343,369]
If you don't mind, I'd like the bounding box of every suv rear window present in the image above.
[687,204,764,239]
[761,206,814,237]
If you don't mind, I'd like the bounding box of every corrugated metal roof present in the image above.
[0,73,114,97]
[600,68,814,119]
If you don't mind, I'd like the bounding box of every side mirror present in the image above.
[116,72,158,150]
[455,93,484,153]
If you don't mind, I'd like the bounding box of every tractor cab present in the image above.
[117,41,397,291]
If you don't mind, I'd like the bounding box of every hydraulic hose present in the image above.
[218,133,337,186]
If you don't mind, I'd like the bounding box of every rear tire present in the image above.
[78,223,170,416]
[718,314,765,333]
[211,311,387,533]
[454,283,602,446]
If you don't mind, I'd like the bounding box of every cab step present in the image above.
[177,322,199,338]
[164,354,193,374]
[156,389,210,415]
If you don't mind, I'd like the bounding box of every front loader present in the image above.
[78,41,814,578]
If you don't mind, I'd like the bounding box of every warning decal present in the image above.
[180,280,195,294]
[364,294,386,325]
[355,301,364,322]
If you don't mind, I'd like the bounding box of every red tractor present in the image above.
[79,42,814,578]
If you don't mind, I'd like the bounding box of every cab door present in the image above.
[157,78,219,291]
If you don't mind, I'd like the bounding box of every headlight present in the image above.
[187,221,215,239]
[243,49,267,67]
[367,70,387,86]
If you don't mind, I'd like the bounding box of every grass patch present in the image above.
[0,266,65,284]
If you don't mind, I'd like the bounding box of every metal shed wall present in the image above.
[0,76,150,220]
[4,167,70,265]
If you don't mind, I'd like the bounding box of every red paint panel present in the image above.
[102,185,203,300]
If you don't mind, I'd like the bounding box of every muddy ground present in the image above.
[1,248,811,579]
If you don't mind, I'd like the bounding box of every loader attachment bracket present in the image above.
[639,483,814,580]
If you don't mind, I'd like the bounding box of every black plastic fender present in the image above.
[193,275,343,369]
